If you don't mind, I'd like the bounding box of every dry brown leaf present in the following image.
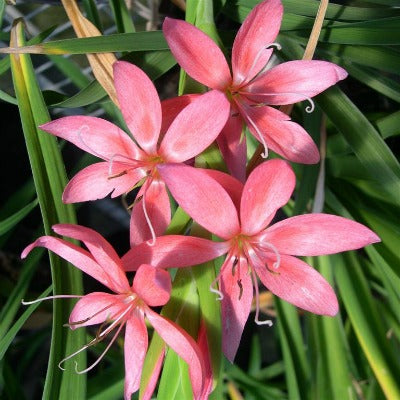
[61,0,118,105]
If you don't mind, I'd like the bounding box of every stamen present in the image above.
[209,274,224,301]
[76,125,104,159]
[75,323,124,374]
[256,241,281,269]
[240,105,269,158]
[237,42,282,87]
[237,279,243,300]
[243,92,315,114]
[142,183,156,246]
[107,153,138,177]
[251,269,273,327]
[22,294,83,305]
[231,257,239,276]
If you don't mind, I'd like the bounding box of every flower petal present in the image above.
[232,0,283,86]
[124,312,148,400]
[40,116,141,161]
[264,214,381,256]
[240,159,295,236]
[247,60,348,105]
[161,94,200,134]
[52,224,130,293]
[140,348,166,400]
[158,163,240,239]
[216,114,247,182]
[62,162,145,203]
[163,17,231,90]
[221,258,253,362]
[200,168,244,211]
[132,264,171,307]
[122,235,229,271]
[244,104,320,164]
[159,90,230,163]
[21,236,112,290]
[114,61,161,154]
[255,254,339,316]
[129,180,171,246]
[69,292,125,328]
[146,308,206,400]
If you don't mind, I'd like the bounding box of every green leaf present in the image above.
[376,110,400,138]
[334,252,400,399]
[317,86,400,205]
[10,21,85,400]
[0,286,52,361]
[0,199,38,235]
[3,31,168,55]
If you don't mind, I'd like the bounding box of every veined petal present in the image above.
[161,94,200,134]
[247,60,348,104]
[255,254,339,316]
[52,224,130,293]
[114,61,161,154]
[216,114,247,183]
[232,0,283,86]
[159,90,230,163]
[132,264,171,307]
[122,235,229,271]
[69,292,125,328]
[158,163,240,239]
[163,17,231,90]
[129,180,171,246]
[221,258,253,362]
[145,308,206,400]
[244,104,320,164]
[62,162,145,203]
[240,159,295,236]
[21,236,112,290]
[264,214,380,256]
[124,312,148,400]
[40,116,141,161]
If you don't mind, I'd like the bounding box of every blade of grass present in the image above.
[10,20,85,400]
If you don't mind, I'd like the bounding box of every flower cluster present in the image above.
[22,1,380,399]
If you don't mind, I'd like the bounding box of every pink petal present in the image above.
[161,94,200,134]
[243,104,320,164]
[263,214,381,256]
[40,116,141,161]
[132,264,171,307]
[240,159,295,236]
[140,346,165,400]
[254,254,339,316]
[197,321,213,399]
[52,224,130,293]
[62,162,146,203]
[163,17,231,90]
[122,235,229,271]
[221,258,253,362]
[145,308,205,400]
[232,0,283,86]
[124,312,148,400]
[114,61,161,154]
[69,292,125,328]
[247,60,348,105]
[21,236,114,291]
[130,180,171,246]
[158,163,240,239]
[200,168,244,211]
[216,114,247,182]
[159,90,230,163]
[141,348,166,400]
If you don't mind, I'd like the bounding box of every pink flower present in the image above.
[21,224,206,400]
[40,61,230,245]
[124,160,380,361]
[163,0,348,180]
